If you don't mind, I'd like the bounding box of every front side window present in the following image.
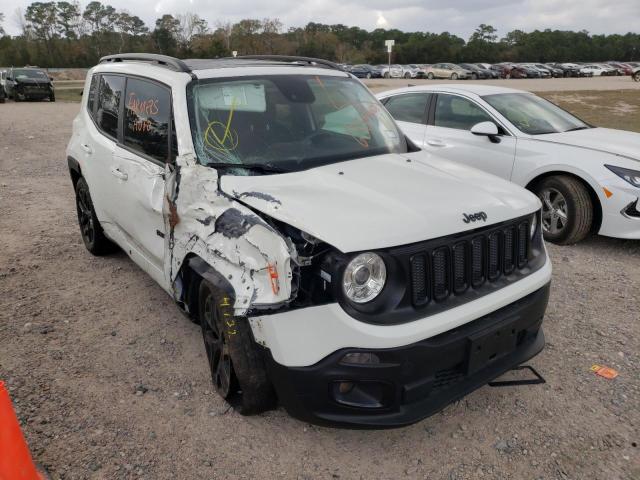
[384,93,431,124]
[188,74,406,174]
[124,77,172,163]
[434,94,493,131]
[483,93,590,135]
[96,75,124,139]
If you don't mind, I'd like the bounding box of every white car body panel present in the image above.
[222,151,541,253]
[377,84,640,239]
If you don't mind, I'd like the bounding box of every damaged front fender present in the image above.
[164,156,293,315]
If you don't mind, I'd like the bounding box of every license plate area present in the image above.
[467,322,518,375]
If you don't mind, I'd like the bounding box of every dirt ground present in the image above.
[0,102,638,480]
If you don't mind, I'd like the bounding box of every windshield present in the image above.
[188,74,406,174]
[13,69,48,80]
[482,93,590,135]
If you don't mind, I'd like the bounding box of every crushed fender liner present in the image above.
[164,155,294,316]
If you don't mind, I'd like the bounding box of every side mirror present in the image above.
[471,121,501,143]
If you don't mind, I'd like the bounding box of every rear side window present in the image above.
[96,75,124,139]
[384,93,431,124]
[124,77,172,163]
[87,74,98,114]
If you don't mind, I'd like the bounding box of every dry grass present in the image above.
[54,87,84,102]
[538,89,640,133]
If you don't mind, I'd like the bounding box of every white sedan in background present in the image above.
[376,84,640,244]
[580,65,609,76]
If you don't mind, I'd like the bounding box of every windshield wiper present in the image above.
[205,162,291,174]
[564,126,590,132]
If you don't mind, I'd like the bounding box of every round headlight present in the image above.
[342,253,386,304]
[530,213,538,239]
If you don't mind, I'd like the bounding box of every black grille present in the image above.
[409,219,531,307]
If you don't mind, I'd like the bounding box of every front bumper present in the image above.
[266,283,550,428]
[598,180,640,239]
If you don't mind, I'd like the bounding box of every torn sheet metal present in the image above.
[164,155,293,315]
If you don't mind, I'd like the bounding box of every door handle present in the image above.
[110,167,128,181]
[426,138,446,147]
[80,143,93,155]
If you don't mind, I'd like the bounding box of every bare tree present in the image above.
[215,21,233,51]
[176,12,208,48]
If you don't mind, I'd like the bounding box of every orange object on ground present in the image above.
[0,381,46,480]
[591,364,619,379]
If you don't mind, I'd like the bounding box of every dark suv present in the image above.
[4,67,55,102]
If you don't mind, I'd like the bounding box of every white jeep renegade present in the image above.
[67,54,552,428]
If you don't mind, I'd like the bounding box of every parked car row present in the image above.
[339,61,640,81]
[0,66,56,102]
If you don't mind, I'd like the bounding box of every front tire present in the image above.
[451,73,458,80]
[471,73,478,80]
[534,175,593,245]
[633,72,640,82]
[74,177,116,255]
[383,72,390,79]
[198,281,276,415]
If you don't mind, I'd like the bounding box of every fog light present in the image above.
[337,381,354,394]
[331,381,389,409]
[341,352,380,365]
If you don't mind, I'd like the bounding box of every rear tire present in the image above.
[633,72,640,82]
[74,177,116,255]
[198,281,277,415]
[534,175,593,245]
[383,72,389,79]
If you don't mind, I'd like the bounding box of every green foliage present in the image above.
[1,3,640,68]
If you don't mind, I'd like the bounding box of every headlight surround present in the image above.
[606,165,640,188]
[530,212,538,240]
[342,252,387,304]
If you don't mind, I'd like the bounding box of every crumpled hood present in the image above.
[221,152,540,252]
[535,127,640,162]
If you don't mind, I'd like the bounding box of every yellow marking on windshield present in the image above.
[204,97,239,152]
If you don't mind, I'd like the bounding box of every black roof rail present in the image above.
[233,55,342,71]
[99,53,192,73]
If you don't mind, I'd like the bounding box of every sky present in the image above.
[1,0,639,38]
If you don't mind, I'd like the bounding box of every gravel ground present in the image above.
[0,102,638,480]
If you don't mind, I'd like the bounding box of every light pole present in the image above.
[385,39,394,77]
